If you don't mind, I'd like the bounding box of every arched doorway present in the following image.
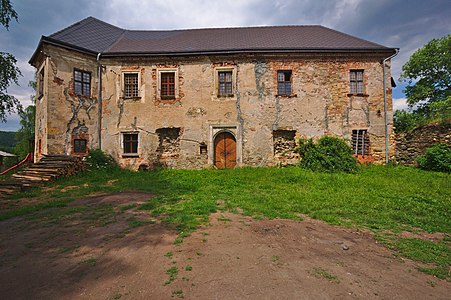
[214,131,236,169]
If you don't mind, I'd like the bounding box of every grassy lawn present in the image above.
[1,165,450,278]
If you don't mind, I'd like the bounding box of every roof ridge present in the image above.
[125,24,324,33]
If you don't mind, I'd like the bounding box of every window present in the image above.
[218,71,233,97]
[73,139,87,153]
[200,143,208,155]
[160,72,176,99]
[352,129,370,156]
[277,71,292,96]
[123,133,138,154]
[124,73,139,98]
[38,67,45,98]
[74,69,91,96]
[350,70,364,94]
[38,139,42,155]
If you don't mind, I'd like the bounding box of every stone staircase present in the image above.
[0,155,85,197]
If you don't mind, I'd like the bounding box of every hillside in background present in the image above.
[0,131,18,153]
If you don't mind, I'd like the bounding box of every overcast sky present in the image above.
[1,0,450,131]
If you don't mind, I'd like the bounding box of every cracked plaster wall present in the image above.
[35,49,394,168]
[34,45,99,161]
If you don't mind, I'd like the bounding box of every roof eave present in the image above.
[29,36,98,66]
[101,47,397,58]
[29,37,397,66]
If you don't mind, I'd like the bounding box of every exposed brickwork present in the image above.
[33,46,395,169]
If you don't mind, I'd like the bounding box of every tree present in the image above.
[15,81,35,158]
[0,0,22,122]
[15,104,35,158]
[399,34,451,117]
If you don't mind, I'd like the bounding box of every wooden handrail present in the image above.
[0,153,32,176]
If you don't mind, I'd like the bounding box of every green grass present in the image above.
[81,257,97,266]
[312,267,339,282]
[1,165,450,278]
[165,266,178,285]
[394,238,450,279]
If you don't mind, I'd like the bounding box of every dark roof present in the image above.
[49,17,125,53]
[31,17,395,63]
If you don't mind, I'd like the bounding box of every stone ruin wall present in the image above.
[396,123,451,165]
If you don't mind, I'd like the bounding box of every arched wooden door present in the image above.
[214,131,237,169]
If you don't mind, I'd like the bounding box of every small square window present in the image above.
[352,129,370,156]
[123,133,138,154]
[124,73,139,98]
[161,72,176,99]
[74,69,91,96]
[73,139,87,153]
[218,71,233,97]
[277,71,292,96]
[200,143,208,155]
[350,70,364,94]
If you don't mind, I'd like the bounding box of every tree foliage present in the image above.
[0,0,21,122]
[15,103,34,158]
[400,34,451,116]
[0,0,18,29]
[15,81,36,158]
[0,52,22,121]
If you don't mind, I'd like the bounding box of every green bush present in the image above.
[416,143,451,173]
[86,148,118,170]
[297,136,358,173]
[394,110,420,133]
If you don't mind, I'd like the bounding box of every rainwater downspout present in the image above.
[97,53,102,150]
[383,49,399,164]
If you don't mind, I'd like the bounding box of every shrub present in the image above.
[297,136,358,173]
[85,148,118,170]
[416,143,451,173]
[394,110,420,133]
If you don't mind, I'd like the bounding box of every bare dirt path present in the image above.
[0,192,449,299]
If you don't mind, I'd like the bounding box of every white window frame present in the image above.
[213,66,237,100]
[121,71,141,99]
[121,131,140,157]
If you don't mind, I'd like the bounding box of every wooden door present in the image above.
[214,132,236,169]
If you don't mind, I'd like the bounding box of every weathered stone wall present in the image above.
[395,123,451,165]
[34,45,100,161]
[34,57,49,161]
[35,49,394,169]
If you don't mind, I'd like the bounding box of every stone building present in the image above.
[29,17,397,169]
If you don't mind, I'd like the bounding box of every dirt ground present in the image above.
[0,192,449,299]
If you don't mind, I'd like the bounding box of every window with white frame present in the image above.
[123,73,139,98]
[123,133,139,155]
[218,71,233,97]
